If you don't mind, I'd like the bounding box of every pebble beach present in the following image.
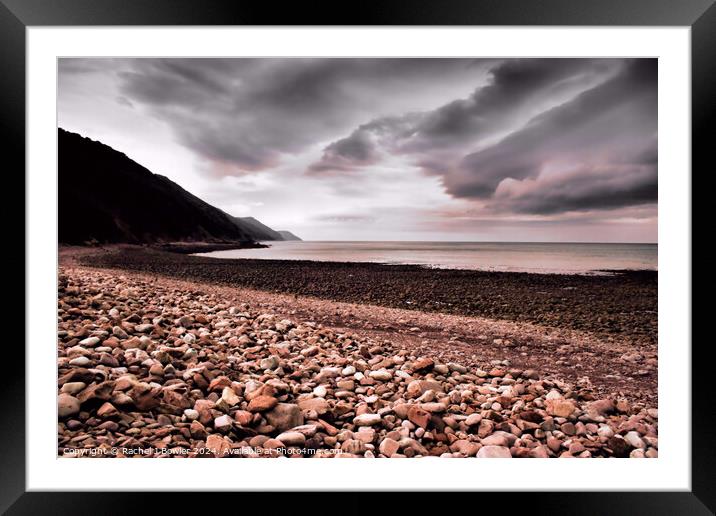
[57,246,658,459]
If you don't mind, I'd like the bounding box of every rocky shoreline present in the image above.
[152,241,269,254]
[58,266,658,458]
[73,245,657,344]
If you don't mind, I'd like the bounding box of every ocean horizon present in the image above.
[196,240,658,274]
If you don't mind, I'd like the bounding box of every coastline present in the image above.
[59,241,268,255]
[153,241,269,254]
[67,244,657,345]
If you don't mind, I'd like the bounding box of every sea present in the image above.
[196,241,657,275]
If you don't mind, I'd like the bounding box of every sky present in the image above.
[58,58,657,242]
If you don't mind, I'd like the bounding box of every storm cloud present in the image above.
[452,59,657,198]
[310,59,620,168]
[110,58,490,172]
[311,59,656,215]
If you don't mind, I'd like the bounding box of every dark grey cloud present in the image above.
[307,127,379,173]
[493,159,657,215]
[408,58,615,149]
[450,59,657,202]
[312,58,657,215]
[308,114,422,173]
[80,58,489,172]
[309,58,619,172]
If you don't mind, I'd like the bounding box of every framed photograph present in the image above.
[6,0,712,512]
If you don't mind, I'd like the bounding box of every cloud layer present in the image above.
[310,59,657,215]
[115,58,490,173]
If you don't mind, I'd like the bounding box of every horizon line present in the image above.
[268,239,658,245]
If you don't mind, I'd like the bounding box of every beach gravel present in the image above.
[57,266,658,458]
[76,245,657,344]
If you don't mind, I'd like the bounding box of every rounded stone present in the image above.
[58,394,80,417]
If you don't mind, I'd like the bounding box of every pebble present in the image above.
[69,356,90,367]
[546,398,576,418]
[248,395,278,412]
[275,431,306,446]
[79,337,100,347]
[624,431,645,449]
[221,387,240,407]
[481,434,508,446]
[407,406,431,429]
[597,425,615,439]
[368,369,392,381]
[477,446,512,458]
[265,403,303,432]
[353,414,382,426]
[214,414,233,432]
[297,397,329,415]
[313,385,328,398]
[97,402,118,417]
[450,439,480,457]
[260,356,279,370]
[378,437,400,457]
[465,413,482,426]
[61,382,86,395]
[206,434,231,457]
[58,393,80,417]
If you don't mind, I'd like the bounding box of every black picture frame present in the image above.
[4,0,713,513]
